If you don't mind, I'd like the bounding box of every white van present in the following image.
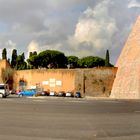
[0,84,10,98]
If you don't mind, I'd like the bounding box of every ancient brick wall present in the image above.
[75,68,117,97]
[11,67,117,97]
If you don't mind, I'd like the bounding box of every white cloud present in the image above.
[6,40,16,48]
[27,40,39,57]
[0,0,139,64]
[128,0,140,8]
[69,0,118,57]
[40,43,63,51]
[26,40,63,58]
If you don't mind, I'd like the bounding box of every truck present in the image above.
[0,84,10,98]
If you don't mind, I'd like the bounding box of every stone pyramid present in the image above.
[111,16,140,99]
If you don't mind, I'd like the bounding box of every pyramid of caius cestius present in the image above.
[111,16,140,99]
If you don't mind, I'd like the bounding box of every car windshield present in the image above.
[0,85,4,89]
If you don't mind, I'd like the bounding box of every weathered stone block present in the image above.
[111,16,140,99]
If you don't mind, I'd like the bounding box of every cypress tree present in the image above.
[2,48,7,60]
[105,49,110,67]
[11,49,17,68]
[16,53,27,70]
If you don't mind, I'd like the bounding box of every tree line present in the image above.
[1,48,113,70]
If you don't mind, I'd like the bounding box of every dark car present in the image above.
[36,90,50,96]
[42,91,50,96]
[57,91,65,97]
[74,92,81,98]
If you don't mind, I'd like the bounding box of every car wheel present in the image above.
[33,94,37,97]
[0,94,3,98]
[19,94,23,97]
[3,95,6,98]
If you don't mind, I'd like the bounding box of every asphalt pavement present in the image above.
[0,95,140,140]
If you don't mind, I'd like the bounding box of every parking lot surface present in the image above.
[0,95,140,140]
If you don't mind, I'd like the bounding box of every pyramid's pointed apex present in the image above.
[137,15,140,20]
[116,16,140,67]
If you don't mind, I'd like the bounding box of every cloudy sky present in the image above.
[0,0,140,64]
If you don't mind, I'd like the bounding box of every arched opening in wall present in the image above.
[19,79,27,91]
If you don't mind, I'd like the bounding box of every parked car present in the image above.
[36,90,50,96]
[0,84,10,98]
[57,91,65,97]
[16,90,21,95]
[74,92,81,98]
[41,91,50,96]
[49,91,56,96]
[65,92,73,97]
[18,89,36,97]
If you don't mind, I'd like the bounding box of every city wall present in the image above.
[75,68,117,97]
[13,69,76,93]
[13,67,117,97]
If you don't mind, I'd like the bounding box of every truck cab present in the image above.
[0,84,10,98]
